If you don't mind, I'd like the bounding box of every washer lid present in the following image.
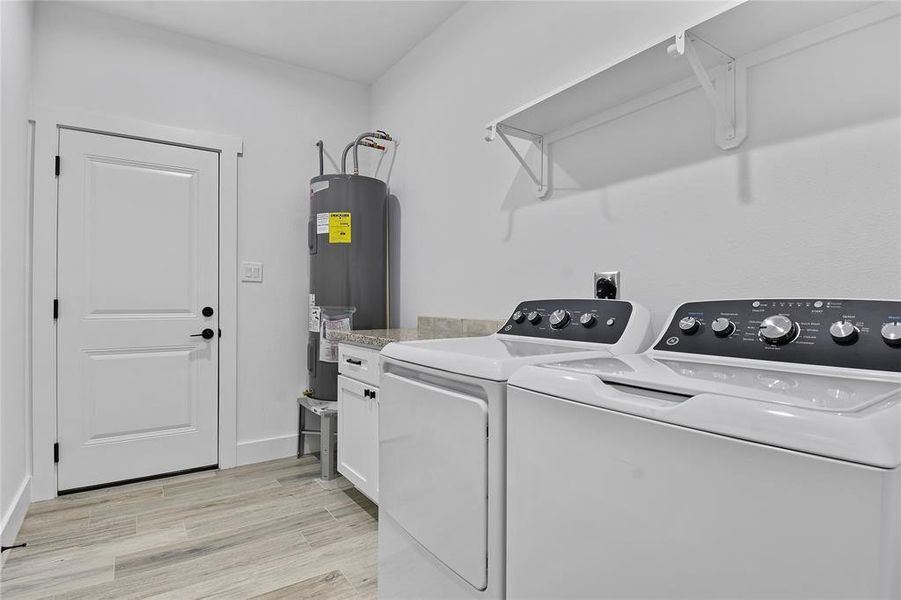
[509,355,901,468]
[381,335,615,381]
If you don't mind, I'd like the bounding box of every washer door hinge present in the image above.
[53,442,59,463]
[54,156,61,177]
[53,299,58,320]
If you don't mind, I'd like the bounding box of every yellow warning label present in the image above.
[328,212,351,244]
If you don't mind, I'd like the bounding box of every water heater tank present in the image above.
[307,173,387,400]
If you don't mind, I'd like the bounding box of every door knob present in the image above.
[202,306,214,317]
[190,328,215,340]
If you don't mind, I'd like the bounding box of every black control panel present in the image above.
[498,299,634,344]
[653,299,901,372]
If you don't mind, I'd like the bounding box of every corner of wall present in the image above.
[0,476,31,551]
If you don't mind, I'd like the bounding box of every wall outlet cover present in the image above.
[242,261,263,283]
[594,271,620,299]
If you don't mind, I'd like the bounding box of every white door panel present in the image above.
[85,159,199,315]
[83,347,197,440]
[380,372,489,591]
[57,129,219,491]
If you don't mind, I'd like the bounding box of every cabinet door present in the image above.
[337,375,378,502]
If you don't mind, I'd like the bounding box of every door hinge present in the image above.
[53,299,58,320]
[218,328,222,338]
[54,155,61,177]
[53,443,59,463]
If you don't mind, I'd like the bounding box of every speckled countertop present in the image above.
[331,316,506,350]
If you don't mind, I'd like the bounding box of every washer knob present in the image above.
[679,316,700,335]
[511,310,525,324]
[711,317,735,338]
[759,315,798,346]
[882,322,901,347]
[526,311,541,324]
[829,320,859,345]
[549,309,571,329]
[579,313,597,327]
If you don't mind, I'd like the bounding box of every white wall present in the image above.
[1,0,34,545]
[31,2,370,464]
[371,1,901,331]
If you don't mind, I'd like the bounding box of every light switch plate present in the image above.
[242,261,263,283]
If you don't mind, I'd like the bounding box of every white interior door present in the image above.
[56,129,219,491]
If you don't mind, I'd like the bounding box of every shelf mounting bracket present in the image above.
[489,123,550,199]
[670,31,746,149]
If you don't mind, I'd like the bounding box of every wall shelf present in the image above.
[485,0,899,199]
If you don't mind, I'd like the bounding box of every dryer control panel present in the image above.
[653,299,901,372]
[499,299,634,344]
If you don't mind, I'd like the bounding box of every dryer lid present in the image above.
[509,355,901,468]
[381,335,616,381]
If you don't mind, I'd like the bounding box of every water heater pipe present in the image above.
[352,130,393,175]
[341,137,387,174]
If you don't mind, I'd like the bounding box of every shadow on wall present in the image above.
[373,140,403,327]
[499,16,901,240]
[388,193,402,327]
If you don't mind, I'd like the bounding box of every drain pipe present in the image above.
[352,131,393,175]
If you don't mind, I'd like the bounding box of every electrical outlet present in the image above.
[242,261,263,283]
[594,271,621,299]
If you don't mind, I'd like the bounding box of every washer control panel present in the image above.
[653,299,901,372]
[499,299,634,344]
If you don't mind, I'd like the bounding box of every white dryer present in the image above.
[506,298,901,599]
[377,299,654,600]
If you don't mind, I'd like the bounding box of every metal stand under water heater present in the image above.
[305,132,391,401]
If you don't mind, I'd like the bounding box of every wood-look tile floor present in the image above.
[1,457,378,599]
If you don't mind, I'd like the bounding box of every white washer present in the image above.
[377,299,654,600]
[506,298,901,599]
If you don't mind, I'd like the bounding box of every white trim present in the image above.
[26,120,36,481]
[0,477,31,552]
[236,433,304,466]
[30,106,242,500]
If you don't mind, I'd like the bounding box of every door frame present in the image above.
[30,106,243,500]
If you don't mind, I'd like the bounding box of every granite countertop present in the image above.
[331,316,506,350]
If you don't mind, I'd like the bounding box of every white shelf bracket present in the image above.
[491,123,551,199]
[670,31,746,150]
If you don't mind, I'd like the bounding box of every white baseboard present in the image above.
[236,433,320,467]
[1,476,31,549]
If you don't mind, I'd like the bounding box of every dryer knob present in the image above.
[549,309,570,329]
[678,316,700,335]
[511,310,525,324]
[881,322,901,347]
[759,315,798,346]
[829,321,859,345]
[527,311,541,324]
[711,318,735,338]
[579,313,597,327]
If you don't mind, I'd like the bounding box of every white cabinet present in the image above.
[337,344,380,504]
